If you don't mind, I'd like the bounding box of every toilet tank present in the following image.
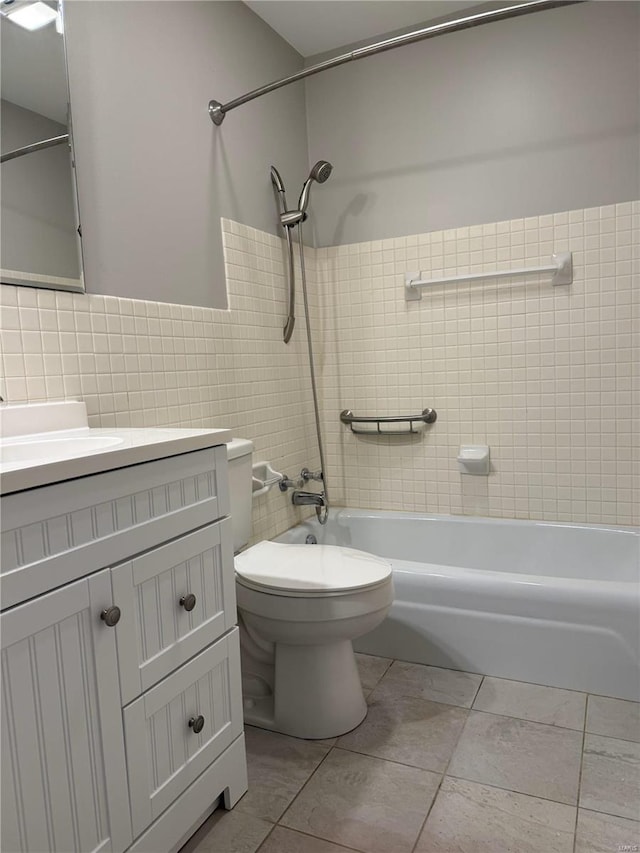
[226,438,254,553]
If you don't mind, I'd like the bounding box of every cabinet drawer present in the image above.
[123,628,243,839]
[113,520,236,704]
[1,446,229,609]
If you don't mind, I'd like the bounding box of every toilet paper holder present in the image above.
[252,461,284,498]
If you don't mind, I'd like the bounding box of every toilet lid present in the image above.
[234,541,392,594]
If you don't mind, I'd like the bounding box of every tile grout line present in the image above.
[271,739,337,832]
[461,706,588,735]
[254,820,279,853]
[259,823,366,853]
[368,691,590,734]
[469,673,485,708]
[443,771,581,810]
[577,729,640,748]
[572,695,590,853]
[408,674,486,853]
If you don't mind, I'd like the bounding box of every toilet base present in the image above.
[243,639,367,739]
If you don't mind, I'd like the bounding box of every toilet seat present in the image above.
[235,541,392,597]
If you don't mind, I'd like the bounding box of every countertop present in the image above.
[0,426,232,494]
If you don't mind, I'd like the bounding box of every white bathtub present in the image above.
[275,509,640,701]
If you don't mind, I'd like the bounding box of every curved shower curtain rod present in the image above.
[209,0,583,125]
[0,133,69,164]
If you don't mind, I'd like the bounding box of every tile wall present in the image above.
[316,201,639,525]
[1,203,637,528]
[0,219,320,543]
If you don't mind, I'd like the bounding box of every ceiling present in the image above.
[1,6,68,126]
[244,0,484,57]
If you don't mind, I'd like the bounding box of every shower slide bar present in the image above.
[340,408,437,436]
[405,252,573,301]
[208,0,583,126]
[0,133,69,164]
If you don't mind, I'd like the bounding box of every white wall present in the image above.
[1,100,79,279]
[305,2,640,247]
[64,0,309,309]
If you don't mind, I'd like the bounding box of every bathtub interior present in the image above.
[277,508,639,582]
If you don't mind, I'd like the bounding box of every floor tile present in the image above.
[574,808,640,852]
[415,777,576,853]
[447,711,583,804]
[473,677,586,730]
[280,748,440,853]
[586,695,640,743]
[258,826,355,853]
[355,653,392,693]
[337,690,468,772]
[580,734,640,820]
[374,660,482,708]
[179,809,272,853]
[235,726,330,822]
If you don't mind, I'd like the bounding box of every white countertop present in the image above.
[0,426,232,494]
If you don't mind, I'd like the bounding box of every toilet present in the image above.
[227,438,394,740]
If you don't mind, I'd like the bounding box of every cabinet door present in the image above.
[112,519,236,704]
[123,628,243,839]
[1,571,132,853]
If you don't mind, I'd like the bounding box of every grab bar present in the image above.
[340,408,437,435]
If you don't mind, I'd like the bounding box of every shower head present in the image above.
[298,159,333,215]
[309,160,333,184]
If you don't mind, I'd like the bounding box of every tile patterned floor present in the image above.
[181,654,640,853]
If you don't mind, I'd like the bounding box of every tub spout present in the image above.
[292,489,326,508]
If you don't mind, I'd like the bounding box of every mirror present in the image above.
[1,0,84,292]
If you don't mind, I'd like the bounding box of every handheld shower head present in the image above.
[298,159,333,215]
[309,160,333,184]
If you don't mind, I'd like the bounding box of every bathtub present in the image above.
[275,509,640,701]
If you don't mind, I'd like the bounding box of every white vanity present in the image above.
[0,403,248,853]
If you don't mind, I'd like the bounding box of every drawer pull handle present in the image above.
[189,715,205,734]
[100,606,121,627]
[179,593,197,612]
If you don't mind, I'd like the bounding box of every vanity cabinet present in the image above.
[1,570,131,853]
[0,443,247,853]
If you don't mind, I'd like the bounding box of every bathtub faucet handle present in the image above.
[301,467,323,483]
[279,474,303,492]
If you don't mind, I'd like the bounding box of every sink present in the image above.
[0,399,233,495]
[0,401,124,468]
[1,434,124,465]
[1,400,89,438]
